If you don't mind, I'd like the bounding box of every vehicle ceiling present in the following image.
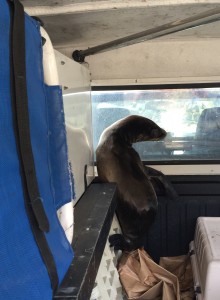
[21,1,220,55]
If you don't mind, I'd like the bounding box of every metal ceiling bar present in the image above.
[72,7,220,62]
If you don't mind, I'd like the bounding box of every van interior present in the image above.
[16,1,220,299]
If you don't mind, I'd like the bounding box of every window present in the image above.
[91,85,220,163]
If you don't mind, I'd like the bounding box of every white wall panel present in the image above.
[55,50,94,204]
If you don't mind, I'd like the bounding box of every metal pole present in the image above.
[72,7,220,62]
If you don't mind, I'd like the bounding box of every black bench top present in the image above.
[54,182,118,300]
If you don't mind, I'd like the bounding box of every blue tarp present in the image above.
[0,1,74,299]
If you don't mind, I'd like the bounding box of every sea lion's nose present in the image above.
[151,128,166,138]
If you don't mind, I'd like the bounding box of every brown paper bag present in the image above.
[159,255,194,300]
[118,249,180,300]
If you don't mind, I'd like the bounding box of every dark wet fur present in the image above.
[145,166,178,200]
[96,115,167,251]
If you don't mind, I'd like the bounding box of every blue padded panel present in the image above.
[0,1,74,299]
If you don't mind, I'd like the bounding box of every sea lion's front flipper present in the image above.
[109,233,146,251]
[108,234,129,251]
[145,166,178,200]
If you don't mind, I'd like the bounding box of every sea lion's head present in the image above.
[115,115,166,145]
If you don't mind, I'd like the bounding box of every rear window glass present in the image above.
[91,86,220,162]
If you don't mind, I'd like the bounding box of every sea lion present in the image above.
[96,115,167,251]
